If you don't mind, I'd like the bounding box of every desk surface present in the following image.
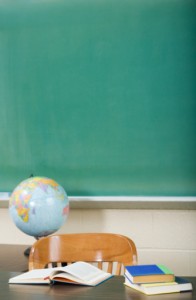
[0,272,195,300]
[0,244,29,272]
[0,245,195,300]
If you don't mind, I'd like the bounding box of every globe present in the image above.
[9,177,69,238]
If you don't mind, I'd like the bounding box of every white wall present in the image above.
[0,208,196,276]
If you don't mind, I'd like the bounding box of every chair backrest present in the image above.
[29,233,137,275]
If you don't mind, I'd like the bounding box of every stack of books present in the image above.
[124,264,193,295]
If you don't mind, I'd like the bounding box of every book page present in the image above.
[9,268,54,283]
[52,262,108,282]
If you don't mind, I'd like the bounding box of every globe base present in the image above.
[24,246,31,256]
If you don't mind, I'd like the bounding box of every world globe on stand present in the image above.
[9,176,69,239]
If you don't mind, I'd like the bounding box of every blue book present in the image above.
[125,264,175,284]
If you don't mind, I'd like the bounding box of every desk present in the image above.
[0,244,29,271]
[0,272,195,300]
[0,245,195,300]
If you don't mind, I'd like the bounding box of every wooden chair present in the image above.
[29,233,137,275]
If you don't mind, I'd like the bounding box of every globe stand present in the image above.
[24,246,31,256]
[23,236,39,257]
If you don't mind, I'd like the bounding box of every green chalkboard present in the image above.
[0,0,195,196]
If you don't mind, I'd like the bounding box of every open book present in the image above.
[9,261,113,286]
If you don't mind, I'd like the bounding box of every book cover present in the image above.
[8,261,113,286]
[125,264,175,283]
[124,276,193,295]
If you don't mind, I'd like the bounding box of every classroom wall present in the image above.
[1,208,196,276]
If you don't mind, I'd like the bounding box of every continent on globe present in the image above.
[9,177,69,238]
